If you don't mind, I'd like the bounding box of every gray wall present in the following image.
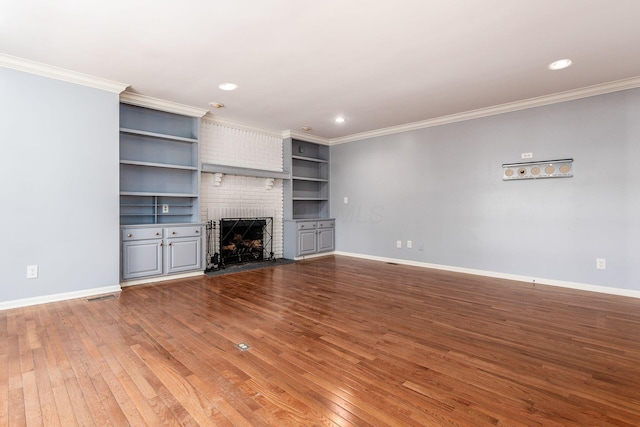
[331,88,640,291]
[0,68,120,303]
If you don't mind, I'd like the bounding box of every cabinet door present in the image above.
[317,227,335,252]
[298,229,317,256]
[122,240,163,279]
[166,236,202,273]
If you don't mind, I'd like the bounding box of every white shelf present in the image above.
[120,160,198,171]
[120,127,198,143]
[120,191,199,198]
[292,176,328,182]
[292,155,328,163]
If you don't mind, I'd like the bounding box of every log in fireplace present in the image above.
[218,217,274,267]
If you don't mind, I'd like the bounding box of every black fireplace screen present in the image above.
[218,217,274,267]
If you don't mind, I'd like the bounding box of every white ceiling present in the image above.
[2,0,640,140]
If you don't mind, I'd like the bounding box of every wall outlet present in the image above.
[27,265,38,279]
[344,197,348,204]
[162,204,169,213]
[521,152,533,159]
[596,258,606,270]
[407,240,412,249]
[396,240,402,249]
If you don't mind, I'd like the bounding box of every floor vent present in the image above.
[86,294,117,302]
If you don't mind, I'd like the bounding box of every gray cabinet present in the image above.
[284,219,335,258]
[121,225,203,281]
[317,220,335,252]
[165,226,202,273]
[122,239,163,280]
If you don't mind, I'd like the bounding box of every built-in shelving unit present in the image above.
[119,103,200,225]
[286,139,330,219]
[283,138,334,258]
[118,96,208,283]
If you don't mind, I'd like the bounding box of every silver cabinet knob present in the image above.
[127,233,132,237]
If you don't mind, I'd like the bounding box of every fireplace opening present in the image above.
[219,217,274,267]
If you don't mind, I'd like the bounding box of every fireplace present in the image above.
[218,217,273,267]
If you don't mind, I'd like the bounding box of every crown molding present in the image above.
[120,92,208,117]
[202,114,284,138]
[283,130,331,145]
[0,53,129,94]
[329,76,640,145]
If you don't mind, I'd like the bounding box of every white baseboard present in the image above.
[120,271,204,287]
[333,251,640,299]
[293,251,335,261]
[0,285,123,311]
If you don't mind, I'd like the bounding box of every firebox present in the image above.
[219,217,273,267]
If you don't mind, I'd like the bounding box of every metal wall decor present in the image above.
[502,158,573,181]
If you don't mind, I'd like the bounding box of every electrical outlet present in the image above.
[407,240,412,249]
[162,204,169,213]
[521,152,533,159]
[396,240,402,249]
[596,258,606,270]
[344,197,348,204]
[27,265,38,279]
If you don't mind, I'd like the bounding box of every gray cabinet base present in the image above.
[284,219,335,258]
[121,224,203,281]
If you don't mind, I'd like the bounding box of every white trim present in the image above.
[0,53,129,94]
[0,285,122,311]
[203,115,284,138]
[328,76,640,145]
[120,271,204,287]
[293,251,335,261]
[120,92,208,117]
[283,130,331,145]
[333,251,640,299]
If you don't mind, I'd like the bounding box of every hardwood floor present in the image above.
[2,255,640,426]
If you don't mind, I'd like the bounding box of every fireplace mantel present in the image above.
[201,163,290,180]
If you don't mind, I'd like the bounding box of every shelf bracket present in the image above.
[265,177,275,190]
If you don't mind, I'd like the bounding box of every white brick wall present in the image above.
[200,119,284,258]
[200,120,283,170]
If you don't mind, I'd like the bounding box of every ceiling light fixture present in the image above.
[301,126,312,132]
[209,102,225,109]
[218,82,238,91]
[334,116,346,124]
[548,59,573,71]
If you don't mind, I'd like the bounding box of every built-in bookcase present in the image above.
[119,103,200,225]
[283,138,335,258]
[286,139,330,219]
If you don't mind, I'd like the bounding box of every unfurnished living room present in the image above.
[2,1,640,426]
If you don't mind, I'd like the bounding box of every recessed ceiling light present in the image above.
[301,126,312,132]
[219,82,238,91]
[334,116,346,124]
[209,102,225,109]
[548,59,573,71]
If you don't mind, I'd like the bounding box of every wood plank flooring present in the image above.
[2,255,640,426]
